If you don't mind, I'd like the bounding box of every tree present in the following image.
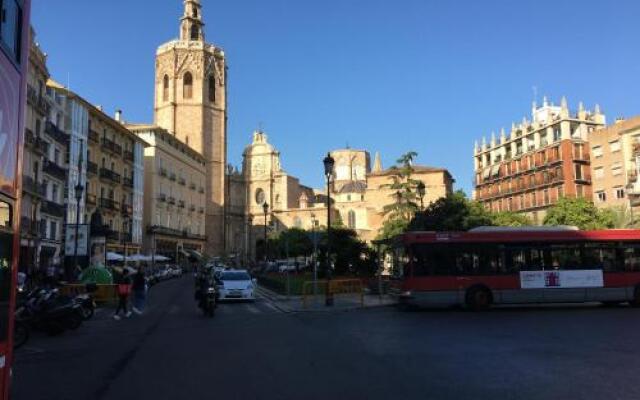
[543,197,615,230]
[608,205,640,228]
[490,211,532,227]
[378,151,421,240]
[273,228,313,258]
[410,190,493,231]
[317,227,376,277]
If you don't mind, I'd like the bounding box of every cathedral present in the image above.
[151,1,454,261]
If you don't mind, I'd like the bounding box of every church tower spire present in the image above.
[180,0,205,41]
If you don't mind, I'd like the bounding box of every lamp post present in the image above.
[323,153,335,307]
[263,202,269,263]
[72,140,84,280]
[247,215,253,265]
[311,213,318,295]
[417,181,426,211]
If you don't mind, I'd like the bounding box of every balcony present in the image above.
[22,176,45,198]
[101,138,122,156]
[628,170,638,184]
[27,85,49,115]
[44,121,69,145]
[159,168,168,177]
[178,200,186,208]
[20,217,40,236]
[167,197,176,205]
[88,129,99,143]
[99,197,120,212]
[199,207,205,214]
[199,186,205,194]
[178,177,186,186]
[87,161,98,175]
[183,230,206,241]
[86,193,97,206]
[158,193,167,203]
[123,176,134,189]
[99,168,121,184]
[24,129,48,155]
[42,159,67,181]
[189,204,196,212]
[41,199,65,218]
[121,203,133,216]
[169,173,177,182]
[633,142,640,155]
[189,182,197,190]
[123,150,134,164]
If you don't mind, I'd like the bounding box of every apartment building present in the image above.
[588,116,640,213]
[127,125,206,260]
[473,98,606,223]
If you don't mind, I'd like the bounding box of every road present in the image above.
[12,276,640,400]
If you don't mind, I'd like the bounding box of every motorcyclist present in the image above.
[195,266,216,306]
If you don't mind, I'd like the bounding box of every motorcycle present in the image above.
[197,285,217,317]
[16,288,84,336]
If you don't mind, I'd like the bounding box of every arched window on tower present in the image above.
[162,75,169,102]
[208,76,216,103]
[348,210,356,229]
[183,72,193,99]
[190,25,199,40]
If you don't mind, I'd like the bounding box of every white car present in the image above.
[216,270,256,301]
[278,264,297,273]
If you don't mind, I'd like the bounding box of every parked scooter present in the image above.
[16,288,84,337]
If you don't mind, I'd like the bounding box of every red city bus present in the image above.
[0,0,31,397]
[392,227,640,310]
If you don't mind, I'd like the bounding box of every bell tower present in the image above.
[154,0,228,256]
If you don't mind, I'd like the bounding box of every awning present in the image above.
[187,250,204,260]
[106,252,124,261]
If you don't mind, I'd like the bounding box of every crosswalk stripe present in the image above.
[262,302,279,312]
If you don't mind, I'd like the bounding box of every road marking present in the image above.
[245,305,261,314]
[262,302,280,312]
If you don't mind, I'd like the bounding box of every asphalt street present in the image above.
[12,276,640,400]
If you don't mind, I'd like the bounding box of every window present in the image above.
[162,75,169,101]
[49,221,57,241]
[553,126,561,142]
[574,164,583,180]
[543,189,549,205]
[612,163,622,176]
[51,184,58,203]
[616,187,625,199]
[573,143,583,160]
[610,140,621,153]
[531,191,537,207]
[294,217,302,229]
[594,167,604,179]
[54,148,60,165]
[190,24,199,40]
[557,185,564,199]
[596,191,606,202]
[183,72,193,99]
[208,76,216,103]
[576,184,584,198]
[348,210,356,229]
[592,146,603,158]
[0,0,23,63]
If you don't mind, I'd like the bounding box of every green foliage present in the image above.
[543,197,615,230]
[608,205,640,228]
[490,211,532,227]
[410,190,493,231]
[272,228,313,258]
[378,151,422,240]
[317,227,377,276]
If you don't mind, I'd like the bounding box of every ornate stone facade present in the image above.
[154,0,227,256]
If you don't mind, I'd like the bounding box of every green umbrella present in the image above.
[80,265,113,285]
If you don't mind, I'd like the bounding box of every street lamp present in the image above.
[323,153,335,307]
[417,181,426,211]
[247,215,253,264]
[310,213,318,295]
[262,202,269,262]
[72,140,84,280]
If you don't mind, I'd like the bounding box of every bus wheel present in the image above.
[466,287,492,311]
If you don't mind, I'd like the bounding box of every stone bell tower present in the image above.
[154,0,228,256]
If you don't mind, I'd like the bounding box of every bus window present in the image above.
[549,244,581,270]
[0,231,12,343]
[622,247,640,272]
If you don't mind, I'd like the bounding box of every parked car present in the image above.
[216,270,256,301]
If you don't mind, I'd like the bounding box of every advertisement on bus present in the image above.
[0,53,20,197]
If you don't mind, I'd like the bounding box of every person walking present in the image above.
[132,267,147,315]
[114,269,132,320]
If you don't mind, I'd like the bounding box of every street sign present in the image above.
[65,224,89,256]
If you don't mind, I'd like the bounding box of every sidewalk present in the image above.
[256,285,396,312]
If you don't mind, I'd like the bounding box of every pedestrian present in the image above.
[114,269,132,320]
[132,267,147,315]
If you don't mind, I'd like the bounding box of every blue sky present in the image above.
[32,0,640,193]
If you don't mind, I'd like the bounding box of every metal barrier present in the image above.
[302,279,364,308]
[59,284,118,304]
